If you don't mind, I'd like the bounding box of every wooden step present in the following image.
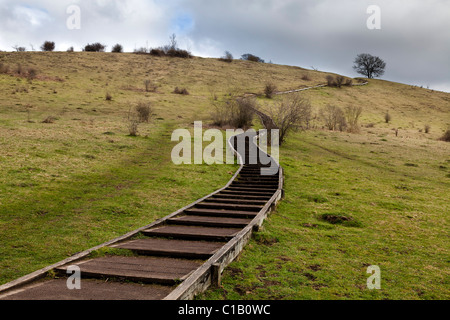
[184,207,259,218]
[204,197,267,205]
[142,225,242,241]
[168,215,252,228]
[0,279,174,300]
[219,190,274,197]
[111,238,224,259]
[213,193,272,200]
[224,187,277,193]
[56,256,201,285]
[195,202,262,212]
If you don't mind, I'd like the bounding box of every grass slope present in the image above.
[0,52,449,299]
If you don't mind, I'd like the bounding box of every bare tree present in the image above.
[320,105,347,131]
[345,105,363,133]
[264,94,312,145]
[353,53,386,79]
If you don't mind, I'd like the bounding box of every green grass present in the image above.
[1,52,449,300]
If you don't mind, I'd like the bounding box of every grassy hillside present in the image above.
[0,52,448,299]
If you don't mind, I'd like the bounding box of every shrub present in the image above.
[265,94,312,145]
[335,76,345,88]
[105,92,113,101]
[67,46,74,52]
[302,74,311,81]
[424,124,431,134]
[135,102,153,123]
[144,79,157,92]
[219,51,234,63]
[439,129,450,142]
[41,41,55,52]
[148,48,162,56]
[173,87,189,95]
[166,48,192,58]
[26,68,38,80]
[83,43,106,52]
[0,63,9,74]
[42,116,57,124]
[320,105,347,132]
[326,75,336,87]
[385,112,392,123]
[112,44,123,53]
[241,53,265,63]
[135,47,149,54]
[211,94,255,129]
[264,82,277,99]
[345,105,363,133]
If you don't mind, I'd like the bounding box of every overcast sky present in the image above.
[1,0,449,92]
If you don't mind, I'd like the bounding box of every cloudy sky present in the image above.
[1,0,449,92]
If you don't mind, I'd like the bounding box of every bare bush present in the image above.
[335,76,345,88]
[321,105,347,131]
[326,75,336,87]
[302,74,311,81]
[439,129,450,142]
[264,94,312,145]
[345,105,363,133]
[219,51,234,63]
[105,92,113,101]
[211,94,255,129]
[173,87,190,95]
[264,82,277,99]
[135,102,153,123]
[42,116,57,124]
[26,68,38,81]
[424,124,431,134]
[144,79,157,92]
[385,112,392,123]
[0,63,9,74]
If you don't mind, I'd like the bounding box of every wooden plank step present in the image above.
[56,256,201,286]
[111,238,224,259]
[204,198,267,205]
[213,193,272,200]
[142,225,242,241]
[195,202,262,211]
[168,215,252,228]
[184,207,259,218]
[231,182,279,188]
[219,190,275,197]
[224,187,277,193]
[0,278,173,300]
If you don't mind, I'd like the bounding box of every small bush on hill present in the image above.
[219,51,234,63]
[264,82,277,99]
[112,44,123,53]
[84,43,106,52]
[241,53,265,63]
[173,87,190,95]
[439,129,450,142]
[41,41,55,52]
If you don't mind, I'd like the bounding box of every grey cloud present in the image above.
[0,0,449,92]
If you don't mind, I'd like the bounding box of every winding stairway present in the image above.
[0,124,283,300]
